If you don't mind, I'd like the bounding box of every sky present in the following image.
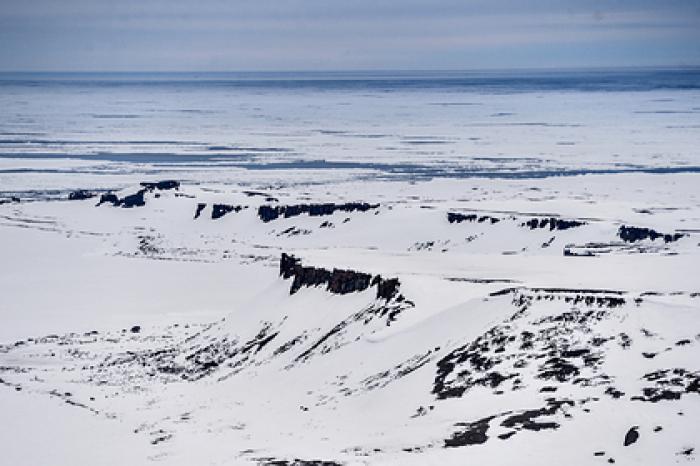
[0,0,699,71]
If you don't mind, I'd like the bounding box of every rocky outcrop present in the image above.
[97,193,121,206]
[372,275,401,301]
[279,253,400,301]
[259,202,379,222]
[522,217,585,231]
[212,204,243,220]
[447,212,585,231]
[121,190,147,207]
[97,181,180,208]
[140,180,180,191]
[444,417,492,447]
[68,190,96,200]
[194,203,206,219]
[618,225,684,243]
[623,427,639,446]
[99,190,146,208]
[447,212,500,224]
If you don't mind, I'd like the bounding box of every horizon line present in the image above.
[1,64,700,75]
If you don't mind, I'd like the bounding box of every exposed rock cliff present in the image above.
[260,202,379,222]
[279,253,400,301]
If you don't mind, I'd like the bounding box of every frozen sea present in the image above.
[1,68,699,196]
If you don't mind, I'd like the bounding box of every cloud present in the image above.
[0,0,698,70]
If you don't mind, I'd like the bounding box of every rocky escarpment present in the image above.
[140,180,180,191]
[193,203,246,219]
[99,191,146,208]
[522,217,585,231]
[618,225,684,243]
[447,212,501,224]
[212,204,244,219]
[259,202,379,222]
[98,180,180,208]
[447,212,585,231]
[279,253,400,301]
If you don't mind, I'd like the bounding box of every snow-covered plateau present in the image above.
[0,172,698,465]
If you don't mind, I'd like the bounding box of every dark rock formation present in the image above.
[140,180,180,191]
[0,197,21,204]
[98,190,145,208]
[211,204,243,220]
[121,190,147,208]
[433,288,627,401]
[194,203,206,219]
[447,212,500,224]
[631,368,700,402]
[259,202,379,222]
[279,253,301,279]
[499,399,572,431]
[98,193,121,206]
[522,217,585,231]
[444,417,493,447]
[490,287,625,308]
[373,276,401,301]
[97,181,179,208]
[279,253,400,301]
[623,427,639,446]
[618,225,684,243]
[68,190,96,200]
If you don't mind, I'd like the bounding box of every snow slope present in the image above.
[1,174,698,465]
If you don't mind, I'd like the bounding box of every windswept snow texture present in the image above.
[1,71,700,465]
[1,176,699,465]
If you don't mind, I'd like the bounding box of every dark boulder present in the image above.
[623,427,639,446]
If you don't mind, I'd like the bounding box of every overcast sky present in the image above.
[1,0,699,71]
